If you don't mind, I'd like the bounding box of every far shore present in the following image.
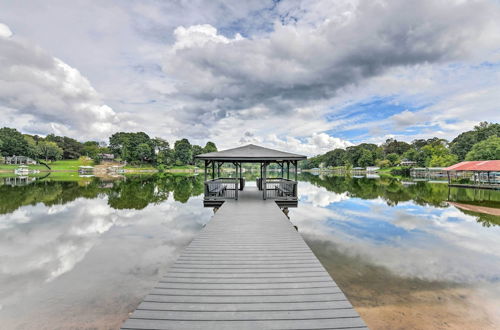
[0,168,198,174]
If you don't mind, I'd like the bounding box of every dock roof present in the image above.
[444,160,500,171]
[195,144,307,162]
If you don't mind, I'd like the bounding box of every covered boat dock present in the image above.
[445,160,500,190]
[195,144,307,207]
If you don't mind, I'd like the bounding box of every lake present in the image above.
[0,173,499,329]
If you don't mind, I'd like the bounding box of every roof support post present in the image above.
[280,161,284,178]
[211,161,215,180]
[263,162,267,200]
[235,162,239,200]
[287,161,290,180]
[217,162,221,178]
[204,160,208,182]
[294,160,298,181]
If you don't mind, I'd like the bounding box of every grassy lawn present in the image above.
[0,159,94,172]
[0,164,47,171]
[1,160,199,173]
[378,166,402,173]
[47,159,94,171]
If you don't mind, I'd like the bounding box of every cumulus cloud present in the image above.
[163,0,500,122]
[262,133,352,156]
[390,109,430,129]
[0,0,499,146]
[0,23,12,38]
[310,132,352,150]
[0,22,118,139]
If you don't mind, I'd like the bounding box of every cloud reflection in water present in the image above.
[0,193,212,328]
[293,181,500,284]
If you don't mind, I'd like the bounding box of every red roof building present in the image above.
[445,160,500,172]
[445,160,500,187]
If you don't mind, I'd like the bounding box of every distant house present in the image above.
[4,155,37,165]
[98,153,115,161]
[400,160,417,167]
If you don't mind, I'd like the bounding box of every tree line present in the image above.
[301,122,500,169]
[0,127,217,166]
[1,122,498,168]
[108,132,216,166]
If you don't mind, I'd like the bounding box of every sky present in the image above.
[1,0,500,155]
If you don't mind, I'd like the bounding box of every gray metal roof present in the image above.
[195,144,307,162]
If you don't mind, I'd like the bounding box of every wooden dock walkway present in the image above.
[122,187,367,330]
[449,183,500,190]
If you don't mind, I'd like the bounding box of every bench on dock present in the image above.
[207,182,227,197]
[276,181,295,197]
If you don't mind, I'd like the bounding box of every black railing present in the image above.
[264,178,297,200]
[204,178,238,200]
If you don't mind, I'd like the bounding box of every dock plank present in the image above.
[122,187,366,329]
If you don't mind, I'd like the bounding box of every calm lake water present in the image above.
[0,173,499,329]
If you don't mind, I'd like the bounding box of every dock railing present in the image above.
[264,178,298,200]
[204,177,238,200]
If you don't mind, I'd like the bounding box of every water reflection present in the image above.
[292,174,500,328]
[0,174,204,215]
[0,173,499,329]
[0,174,211,329]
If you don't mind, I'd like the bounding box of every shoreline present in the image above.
[0,168,198,174]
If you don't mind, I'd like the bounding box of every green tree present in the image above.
[358,149,374,167]
[36,141,63,161]
[465,135,500,160]
[137,143,153,162]
[402,148,419,161]
[152,138,170,153]
[192,145,204,166]
[157,149,173,166]
[152,137,173,165]
[324,149,348,167]
[386,153,400,166]
[109,132,153,163]
[203,141,217,153]
[346,144,380,167]
[82,141,100,159]
[0,127,29,156]
[46,134,83,159]
[174,138,193,165]
[376,159,391,168]
[300,155,323,169]
[23,135,38,159]
[382,139,411,155]
[450,122,500,160]
[422,144,457,167]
